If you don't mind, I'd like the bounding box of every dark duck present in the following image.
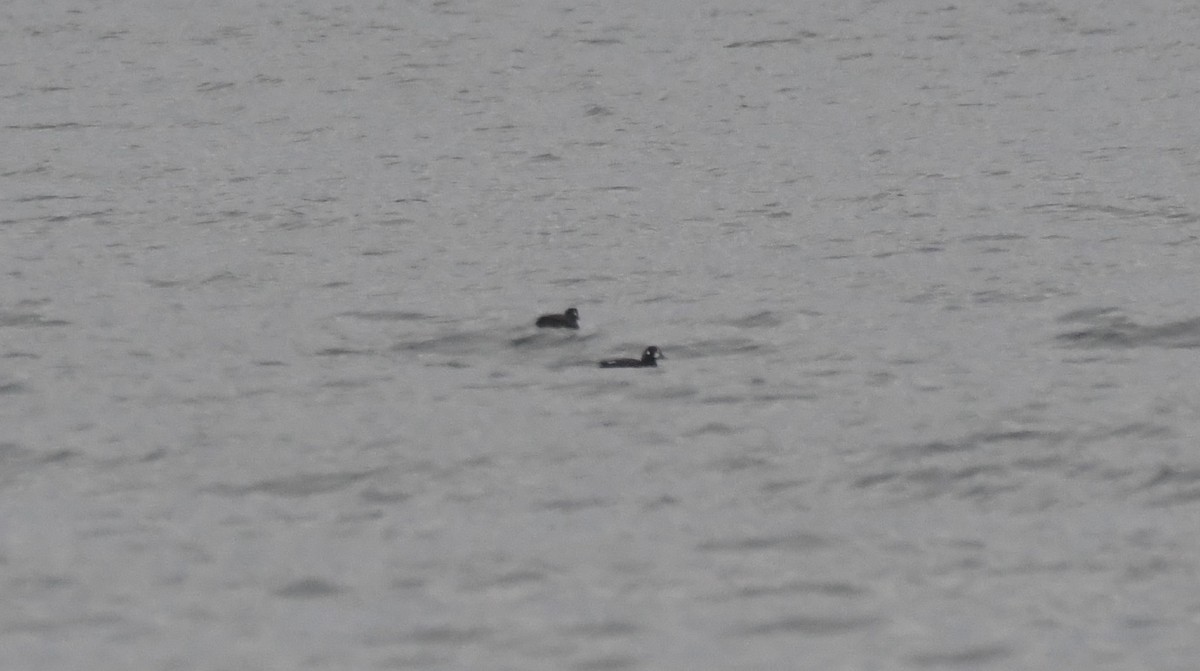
[599,346,665,368]
[535,307,580,329]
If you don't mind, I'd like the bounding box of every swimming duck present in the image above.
[599,346,665,368]
[535,307,580,329]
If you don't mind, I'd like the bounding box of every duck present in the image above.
[535,307,580,329]
[599,346,665,368]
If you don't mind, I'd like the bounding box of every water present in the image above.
[4,0,1200,669]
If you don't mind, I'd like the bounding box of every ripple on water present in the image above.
[894,429,1065,457]
[572,655,639,670]
[854,429,1068,500]
[338,310,434,322]
[274,577,344,598]
[674,337,776,358]
[561,620,643,638]
[0,381,31,395]
[1055,308,1200,349]
[721,310,787,329]
[696,532,829,553]
[712,579,869,601]
[683,422,739,437]
[535,497,611,513]
[403,625,491,645]
[207,469,380,498]
[510,330,596,348]
[736,614,880,636]
[394,332,495,355]
[460,568,549,592]
[907,643,1013,667]
[0,311,71,327]
[0,444,79,469]
[1139,465,1200,506]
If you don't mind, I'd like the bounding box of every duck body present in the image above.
[536,307,580,329]
[599,346,664,368]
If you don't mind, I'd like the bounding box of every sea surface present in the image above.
[3,1,1200,669]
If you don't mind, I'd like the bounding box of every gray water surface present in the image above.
[4,1,1200,669]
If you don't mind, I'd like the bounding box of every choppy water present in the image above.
[4,1,1200,669]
